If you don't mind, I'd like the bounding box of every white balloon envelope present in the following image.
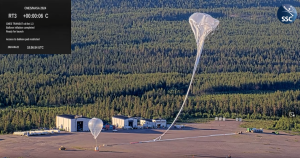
[88,118,103,147]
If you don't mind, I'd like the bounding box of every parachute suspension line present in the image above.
[153,13,219,142]
[153,38,205,142]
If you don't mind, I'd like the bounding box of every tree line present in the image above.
[1,89,299,134]
[1,72,300,107]
[1,72,300,133]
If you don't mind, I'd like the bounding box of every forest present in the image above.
[0,0,300,133]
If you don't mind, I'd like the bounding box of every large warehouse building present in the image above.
[112,115,137,129]
[140,118,167,128]
[56,115,91,132]
[140,119,155,128]
[152,119,167,128]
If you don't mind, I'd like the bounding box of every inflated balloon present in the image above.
[88,118,103,147]
[154,13,219,141]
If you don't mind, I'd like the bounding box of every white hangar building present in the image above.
[152,119,167,128]
[140,119,155,128]
[56,115,91,132]
[112,115,137,128]
[140,118,167,128]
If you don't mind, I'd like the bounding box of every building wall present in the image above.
[140,120,155,128]
[138,119,167,128]
[70,118,91,132]
[124,119,128,126]
[56,116,59,129]
[112,117,125,128]
[77,118,91,132]
[56,116,64,130]
[56,116,73,132]
[126,118,137,128]
[68,119,71,132]
[56,116,90,132]
[140,120,147,126]
[112,117,138,128]
[71,119,76,132]
[133,119,137,128]
[152,120,167,127]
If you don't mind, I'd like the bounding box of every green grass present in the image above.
[72,146,86,150]
[240,119,276,129]
[240,119,300,135]
[284,130,300,135]
[177,118,214,123]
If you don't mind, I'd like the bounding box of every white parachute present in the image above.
[154,13,219,141]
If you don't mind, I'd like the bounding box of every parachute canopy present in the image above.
[189,13,219,44]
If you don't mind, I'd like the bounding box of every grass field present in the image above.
[240,119,300,135]
[240,119,277,129]
[176,118,214,123]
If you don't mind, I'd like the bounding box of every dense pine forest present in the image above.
[1,0,300,133]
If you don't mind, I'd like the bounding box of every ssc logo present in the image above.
[277,4,297,24]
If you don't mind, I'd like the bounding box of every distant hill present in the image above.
[72,0,300,9]
[1,1,300,75]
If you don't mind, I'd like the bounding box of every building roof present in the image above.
[113,115,137,120]
[57,114,90,119]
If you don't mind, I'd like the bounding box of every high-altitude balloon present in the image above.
[88,118,103,147]
[154,13,219,141]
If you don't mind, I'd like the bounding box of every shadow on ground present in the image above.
[102,126,217,134]
[185,154,229,158]
[64,149,84,151]
[220,119,236,122]
[99,151,125,153]
[29,133,75,137]
[257,132,287,136]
